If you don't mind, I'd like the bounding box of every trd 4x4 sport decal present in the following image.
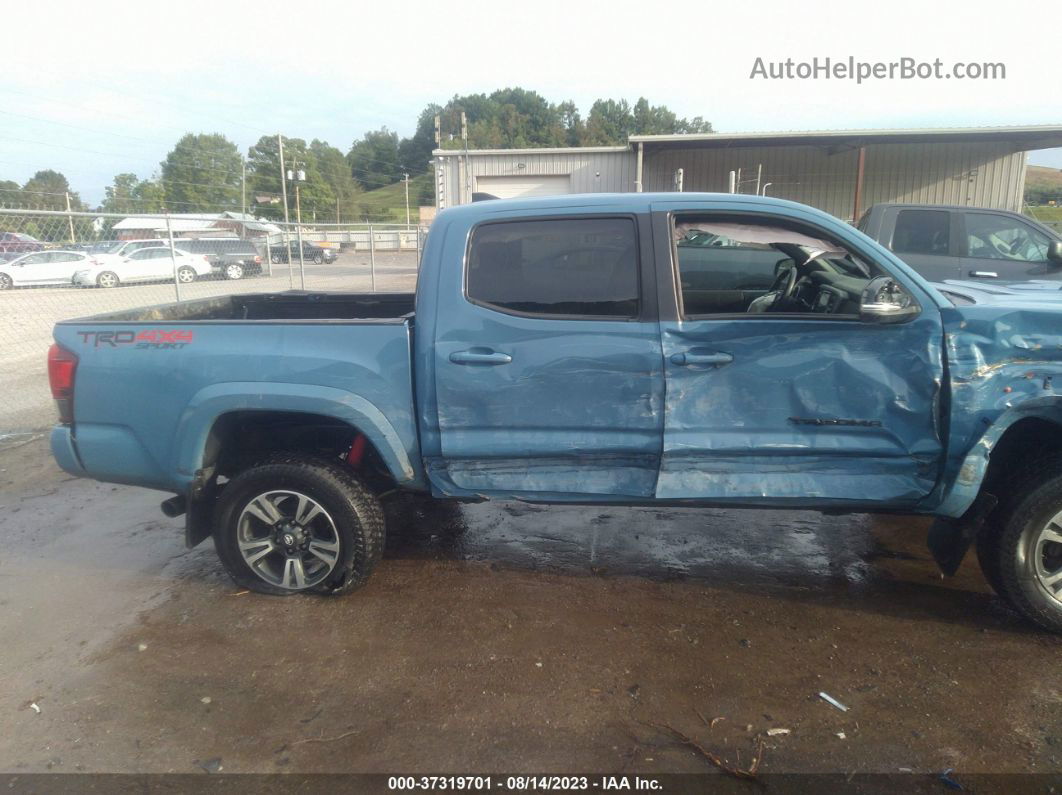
[77,330,194,349]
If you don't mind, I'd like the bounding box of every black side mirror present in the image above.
[1048,240,1062,266]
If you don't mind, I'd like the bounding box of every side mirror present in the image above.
[860,277,921,325]
[1048,240,1062,266]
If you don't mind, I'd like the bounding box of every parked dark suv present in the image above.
[175,238,264,280]
[268,241,337,265]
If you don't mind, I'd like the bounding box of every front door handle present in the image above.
[449,349,512,365]
[670,351,733,366]
[969,270,998,278]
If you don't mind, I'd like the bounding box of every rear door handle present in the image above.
[969,270,998,278]
[670,351,733,366]
[449,349,512,365]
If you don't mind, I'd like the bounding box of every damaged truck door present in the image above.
[651,202,944,504]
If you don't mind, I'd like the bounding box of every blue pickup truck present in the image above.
[47,194,1062,632]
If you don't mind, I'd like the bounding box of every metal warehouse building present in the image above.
[433,125,1062,222]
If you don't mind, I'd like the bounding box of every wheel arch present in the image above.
[174,382,421,489]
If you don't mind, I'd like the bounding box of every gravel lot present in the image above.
[0,435,1059,784]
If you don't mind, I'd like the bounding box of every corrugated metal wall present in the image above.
[437,142,1027,221]
[643,142,1027,220]
[436,149,634,208]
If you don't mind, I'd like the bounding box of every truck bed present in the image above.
[71,291,416,323]
[52,290,422,494]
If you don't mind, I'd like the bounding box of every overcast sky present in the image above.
[3,0,1059,204]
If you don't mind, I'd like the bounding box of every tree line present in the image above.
[2,88,715,225]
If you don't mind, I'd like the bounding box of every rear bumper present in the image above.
[50,425,83,476]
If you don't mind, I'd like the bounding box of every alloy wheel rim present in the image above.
[0,275,10,289]
[178,268,194,283]
[226,264,243,279]
[237,490,341,590]
[100,273,116,287]
[1033,509,1062,603]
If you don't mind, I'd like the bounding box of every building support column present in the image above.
[852,146,866,223]
[635,142,644,192]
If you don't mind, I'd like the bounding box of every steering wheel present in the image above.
[990,232,1029,260]
[767,264,798,305]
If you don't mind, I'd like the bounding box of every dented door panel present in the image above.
[656,315,945,504]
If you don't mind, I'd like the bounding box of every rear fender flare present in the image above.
[172,382,418,487]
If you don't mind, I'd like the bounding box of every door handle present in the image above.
[670,351,733,366]
[969,270,998,278]
[449,349,512,365]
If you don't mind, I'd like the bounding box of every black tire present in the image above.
[213,454,384,596]
[0,273,12,290]
[977,452,1062,633]
[96,271,119,288]
[312,253,324,265]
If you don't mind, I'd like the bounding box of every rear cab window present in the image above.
[466,217,639,319]
[892,210,951,255]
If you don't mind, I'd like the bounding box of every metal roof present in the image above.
[112,215,221,232]
[629,125,1062,150]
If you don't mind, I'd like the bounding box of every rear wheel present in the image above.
[213,455,384,596]
[0,273,12,290]
[312,253,324,265]
[271,252,283,264]
[977,453,1062,633]
[224,263,245,280]
[176,266,196,283]
[96,271,119,288]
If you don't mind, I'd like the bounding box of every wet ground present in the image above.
[0,435,1059,781]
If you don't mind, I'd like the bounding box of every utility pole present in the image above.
[404,173,410,229]
[241,159,247,215]
[64,192,75,243]
[461,111,470,205]
[289,165,306,290]
[278,134,292,289]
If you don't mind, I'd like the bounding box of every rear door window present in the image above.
[467,217,639,318]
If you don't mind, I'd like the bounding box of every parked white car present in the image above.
[0,250,101,289]
[73,247,212,288]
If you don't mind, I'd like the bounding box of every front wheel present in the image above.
[96,271,119,288]
[213,455,384,596]
[176,266,196,284]
[978,453,1062,633]
[312,253,324,265]
[270,252,283,264]
[0,273,12,290]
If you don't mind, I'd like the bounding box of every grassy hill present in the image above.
[1025,165,1062,223]
[355,173,433,224]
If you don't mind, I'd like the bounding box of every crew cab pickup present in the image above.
[48,194,1062,632]
[858,203,1062,284]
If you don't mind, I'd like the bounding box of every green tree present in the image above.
[21,170,83,211]
[347,128,402,191]
[0,179,21,208]
[247,135,335,222]
[160,133,242,212]
[101,173,141,214]
[398,104,442,175]
[311,140,362,222]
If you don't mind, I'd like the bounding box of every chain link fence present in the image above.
[0,208,424,433]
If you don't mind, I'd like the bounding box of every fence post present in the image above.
[166,213,181,302]
[284,227,293,290]
[369,223,376,292]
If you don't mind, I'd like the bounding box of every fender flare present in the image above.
[937,396,1062,518]
[172,381,418,486]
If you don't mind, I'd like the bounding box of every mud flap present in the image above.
[926,492,998,576]
[185,497,214,548]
